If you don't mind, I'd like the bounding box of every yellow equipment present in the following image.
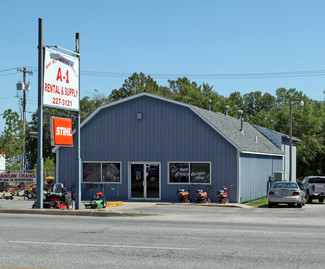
[24,183,37,199]
[10,182,36,199]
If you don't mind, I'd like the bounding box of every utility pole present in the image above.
[17,67,33,172]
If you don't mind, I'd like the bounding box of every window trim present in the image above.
[168,161,211,185]
[82,161,122,184]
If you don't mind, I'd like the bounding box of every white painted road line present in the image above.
[5,240,197,251]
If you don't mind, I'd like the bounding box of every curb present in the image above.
[0,209,154,217]
[156,202,252,208]
[0,202,252,217]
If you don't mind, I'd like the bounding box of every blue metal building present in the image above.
[54,93,286,203]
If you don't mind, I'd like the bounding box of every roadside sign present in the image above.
[51,117,73,147]
[0,173,36,182]
[43,47,79,111]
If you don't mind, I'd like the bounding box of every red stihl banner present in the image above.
[51,117,73,147]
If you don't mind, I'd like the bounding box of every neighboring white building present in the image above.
[253,125,300,182]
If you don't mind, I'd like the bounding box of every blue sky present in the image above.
[1,0,325,131]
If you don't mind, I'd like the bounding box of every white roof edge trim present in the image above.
[240,151,285,157]
[281,134,301,141]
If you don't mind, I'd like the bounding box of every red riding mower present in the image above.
[33,183,73,209]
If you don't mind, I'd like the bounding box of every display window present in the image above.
[82,162,121,183]
[168,162,210,184]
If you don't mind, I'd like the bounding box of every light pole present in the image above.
[289,99,304,181]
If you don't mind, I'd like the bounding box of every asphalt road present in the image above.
[1,204,325,269]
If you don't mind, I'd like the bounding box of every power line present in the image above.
[81,69,325,79]
[4,67,325,80]
[0,68,19,73]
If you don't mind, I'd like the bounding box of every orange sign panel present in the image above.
[51,117,73,146]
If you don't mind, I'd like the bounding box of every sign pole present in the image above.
[36,18,44,208]
[75,33,81,209]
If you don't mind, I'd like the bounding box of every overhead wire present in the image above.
[0,68,18,73]
[80,70,325,79]
[3,67,325,80]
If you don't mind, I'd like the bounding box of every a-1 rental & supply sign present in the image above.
[51,117,74,147]
[43,47,79,111]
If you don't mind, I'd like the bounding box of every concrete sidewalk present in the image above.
[0,195,251,217]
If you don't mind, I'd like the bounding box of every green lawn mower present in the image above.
[84,192,107,209]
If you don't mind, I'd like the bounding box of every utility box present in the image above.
[16,81,24,91]
[16,81,30,91]
[273,171,284,181]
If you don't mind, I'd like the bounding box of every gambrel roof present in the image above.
[190,106,284,156]
[54,92,284,156]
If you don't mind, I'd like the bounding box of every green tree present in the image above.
[80,89,109,122]
[168,77,218,110]
[269,88,325,178]
[296,99,325,176]
[224,91,244,118]
[0,109,24,169]
[25,108,58,169]
[108,72,171,102]
[242,91,276,128]
[25,90,111,169]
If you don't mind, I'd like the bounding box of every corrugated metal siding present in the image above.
[239,153,283,202]
[57,139,77,191]
[58,95,245,202]
[282,139,297,182]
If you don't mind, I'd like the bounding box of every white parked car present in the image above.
[268,181,305,208]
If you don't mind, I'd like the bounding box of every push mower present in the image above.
[177,185,194,203]
[84,192,107,209]
[216,184,233,204]
[195,185,211,203]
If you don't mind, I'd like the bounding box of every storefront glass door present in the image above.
[130,163,160,200]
